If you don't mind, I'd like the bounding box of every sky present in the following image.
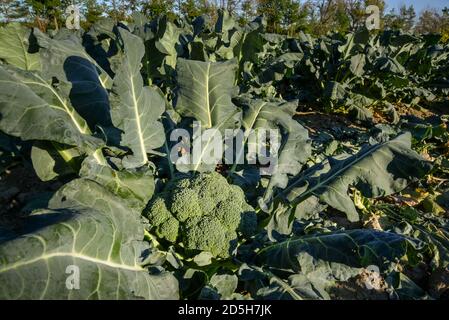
[384,0,448,14]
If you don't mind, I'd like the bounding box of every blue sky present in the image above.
[384,0,448,14]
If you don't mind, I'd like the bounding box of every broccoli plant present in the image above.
[0,11,442,300]
[145,172,257,258]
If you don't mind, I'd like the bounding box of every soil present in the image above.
[330,269,390,300]
[0,163,61,229]
[296,111,366,136]
[428,268,449,299]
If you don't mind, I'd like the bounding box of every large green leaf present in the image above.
[284,133,432,221]
[35,31,112,130]
[144,16,185,79]
[349,53,366,77]
[110,28,166,168]
[34,28,112,89]
[257,229,423,271]
[154,18,183,58]
[82,18,118,77]
[232,97,311,207]
[0,23,40,71]
[0,66,104,162]
[215,9,236,34]
[257,53,303,83]
[174,58,241,172]
[255,229,425,299]
[338,28,370,59]
[0,179,178,299]
[175,58,240,130]
[231,18,266,81]
[31,141,81,181]
[79,155,155,211]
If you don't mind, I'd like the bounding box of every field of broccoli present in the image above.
[0,9,448,300]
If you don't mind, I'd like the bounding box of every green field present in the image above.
[0,9,448,300]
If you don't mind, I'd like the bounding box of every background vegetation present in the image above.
[0,1,448,300]
[1,0,449,39]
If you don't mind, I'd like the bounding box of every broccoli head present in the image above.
[144,172,257,258]
[183,216,237,258]
[145,197,179,242]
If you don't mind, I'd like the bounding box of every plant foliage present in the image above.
[0,10,448,300]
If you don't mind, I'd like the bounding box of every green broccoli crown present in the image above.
[169,186,202,222]
[145,196,179,242]
[143,172,257,258]
[183,216,237,258]
[158,217,179,243]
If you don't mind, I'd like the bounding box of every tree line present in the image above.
[1,0,448,38]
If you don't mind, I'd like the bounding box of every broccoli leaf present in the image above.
[0,23,40,71]
[34,28,112,88]
[31,141,81,181]
[175,58,240,130]
[253,229,425,299]
[110,28,166,168]
[0,179,178,299]
[79,155,155,211]
[0,66,104,161]
[231,97,311,207]
[283,133,432,221]
[174,58,241,172]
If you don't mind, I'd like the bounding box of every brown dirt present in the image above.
[330,269,390,300]
[296,111,365,134]
[0,164,61,228]
[300,102,442,128]
[428,268,449,299]
[295,111,369,152]
[395,103,436,119]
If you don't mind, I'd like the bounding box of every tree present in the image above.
[282,0,306,35]
[213,0,242,15]
[442,7,449,42]
[307,0,347,35]
[307,0,387,35]
[142,0,175,19]
[0,0,29,23]
[334,0,351,33]
[180,0,217,21]
[85,0,104,26]
[384,5,415,32]
[400,5,416,31]
[106,0,127,21]
[239,0,255,24]
[311,0,334,34]
[26,0,62,31]
[125,0,142,12]
[344,0,365,31]
[415,8,446,35]
[256,0,307,34]
[341,0,385,31]
[180,0,202,19]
